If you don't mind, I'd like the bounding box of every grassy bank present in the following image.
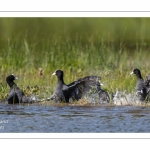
[0,18,150,102]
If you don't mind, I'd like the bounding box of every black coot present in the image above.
[51,70,110,103]
[131,68,150,101]
[6,74,35,104]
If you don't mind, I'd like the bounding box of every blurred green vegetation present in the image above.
[1,18,150,45]
[0,17,150,101]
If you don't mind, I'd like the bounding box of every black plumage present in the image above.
[130,68,150,101]
[145,74,150,99]
[6,74,34,104]
[145,74,150,88]
[95,81,110,103]
[51,70,110,103]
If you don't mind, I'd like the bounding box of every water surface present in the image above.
[0,103,150,133]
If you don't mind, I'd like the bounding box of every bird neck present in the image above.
[57,75,65,84]
[7,81,16,88]
[136,74,143,80]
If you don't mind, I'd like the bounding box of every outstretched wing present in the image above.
[63,76,101,100]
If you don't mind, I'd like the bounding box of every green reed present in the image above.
[0,18,150,101]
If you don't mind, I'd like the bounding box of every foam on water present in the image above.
[112,90,144,106]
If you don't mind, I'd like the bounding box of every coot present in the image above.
[51,70,110,103]
[6,74,36,104]
[130,68,150,101]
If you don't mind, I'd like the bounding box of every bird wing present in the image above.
[63,76,101,100]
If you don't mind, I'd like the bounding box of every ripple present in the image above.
[0,103,150,133]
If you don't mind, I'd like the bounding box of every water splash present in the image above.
[112,90,145,106]
[29,90,148,106]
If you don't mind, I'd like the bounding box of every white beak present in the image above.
[52,72,56,76]
[15,77,18,80]
[130,71,134,75]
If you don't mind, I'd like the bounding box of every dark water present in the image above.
[0,103,150,133]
